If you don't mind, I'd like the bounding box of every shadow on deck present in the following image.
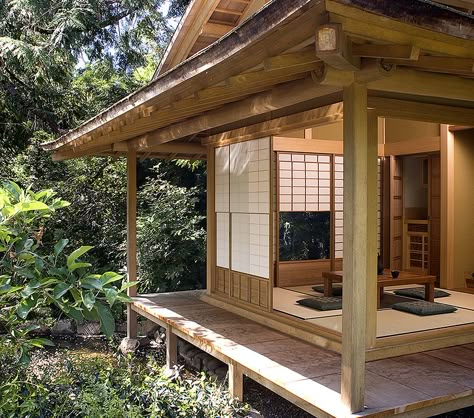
[131,290,474,418]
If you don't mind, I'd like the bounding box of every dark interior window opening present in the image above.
[279,212,331,261]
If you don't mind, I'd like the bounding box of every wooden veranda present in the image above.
[132,290,474,418]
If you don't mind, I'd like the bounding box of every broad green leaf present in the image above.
[115,293,132,303]
[80,277,103,290]
[68,262,92,272]
[120,281,139,292]
[20,281,40,298]
[100,272,123,285]
[95,302,115,337]
[17,299,35,319]
[5,181,21,200]
[53,282,71,299]
[82,290,96,311]
[69,287,82,303]
[83,306,99,321]
[103,287,118,306]
[54,239,69,257]
[0,284,22,295]
[67,246,93,268]
[64,306,84,323]
[39,277,61,287]
[19,201,49,212]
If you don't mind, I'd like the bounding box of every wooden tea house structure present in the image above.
[43,0,474,416]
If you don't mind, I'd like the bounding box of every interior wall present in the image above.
[281,121,344,140]
[403,157,428,219]
[385,119,440,143]
[453,129,474,288]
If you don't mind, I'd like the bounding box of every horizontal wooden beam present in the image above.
[385,55,474,76]
[114,141,206,155]
[273,137,343,153]
[263,50,320,71]
[352,43,420,60]
[384,137,441,156]
[203,102,344,145]
[132,77,340,150]
[368,67,474,102]
[368,97,474,125]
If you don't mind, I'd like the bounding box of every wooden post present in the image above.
[127,149,138,339]
[206,147,216,295]
[228,363,243,400]
[366,112,379,349]
[341,82,369,413]
[440,124,454,289]
[166,325,178,370]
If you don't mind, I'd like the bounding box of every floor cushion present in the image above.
[312,284,343,296]
[394,287,450,300]
[392,300,457,316]
[297,296,342,311]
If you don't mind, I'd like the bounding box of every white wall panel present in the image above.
[216,213,229,268]
[215,146,230,212]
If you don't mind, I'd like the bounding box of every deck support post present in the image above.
[166,325,178,370]
[206,147,216,294]
[228,363,243,400]
[127,149,138,339]
[341,82,372,413]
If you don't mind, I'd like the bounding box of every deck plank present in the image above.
[425,346,474,370]
[367,354,473,396]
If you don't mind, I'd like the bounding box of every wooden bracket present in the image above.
[316,23,360,71]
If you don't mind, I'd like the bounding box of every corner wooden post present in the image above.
[206,147,216,295]
[366,112,379,349]
[127,149,138,339]
[440,124,454,289]
[228,363,243,400]
[166,325,178,370]
[341,82,369,413]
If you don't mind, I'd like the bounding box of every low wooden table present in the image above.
[322,270,437,309]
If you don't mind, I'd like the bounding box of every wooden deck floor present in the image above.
[131,291,474,418]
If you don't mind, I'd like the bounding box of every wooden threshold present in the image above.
[130,290,474,418]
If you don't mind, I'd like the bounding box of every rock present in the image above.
[153,330,164,344]
[51,319,76,336]
[138,336,151,347]
[119,337,140,354]
[205,358,223,372]
[76,321,101,336]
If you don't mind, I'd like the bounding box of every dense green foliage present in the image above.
[0,344,248,417]
[0,182,132,361]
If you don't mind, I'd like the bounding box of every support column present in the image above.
[440,124,454,289]
[127,149,138,339]
[366,111,379,349]
[341,82,371,413]
[206,147,216,295]
[228,363,243,400]
[166,325,178,370]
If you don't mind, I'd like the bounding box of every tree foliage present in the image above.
[0,181,132,363]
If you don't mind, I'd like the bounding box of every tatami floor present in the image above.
[273,286,474,337]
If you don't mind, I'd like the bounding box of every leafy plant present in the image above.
[0,181,133,363]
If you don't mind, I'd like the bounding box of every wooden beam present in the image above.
[263,50,320,71]
[203,102,344,145]
[440,125,455,289]
[127,149,138,339]
[132,77,340,150]
[316,23,360,71]
[114,141,207,155]
[383,137,441,156]
[368,97,474,125]
[352,44,420,60]
[384,55,474,76]
[273,137,343,154]
[201,22,234,38]
[368,67,474,103]
[341,82,368,413]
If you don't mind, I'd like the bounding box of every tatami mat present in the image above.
[306,307,474,337]
[272,288,342,319]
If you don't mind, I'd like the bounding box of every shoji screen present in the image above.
[215,146,230,269]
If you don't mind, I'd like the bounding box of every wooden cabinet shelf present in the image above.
[404,219,430,274]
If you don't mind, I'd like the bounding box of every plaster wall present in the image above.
[453,129,474,288]
[385,118,440,142]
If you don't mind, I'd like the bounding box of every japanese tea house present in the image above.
[43,0,474,416]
